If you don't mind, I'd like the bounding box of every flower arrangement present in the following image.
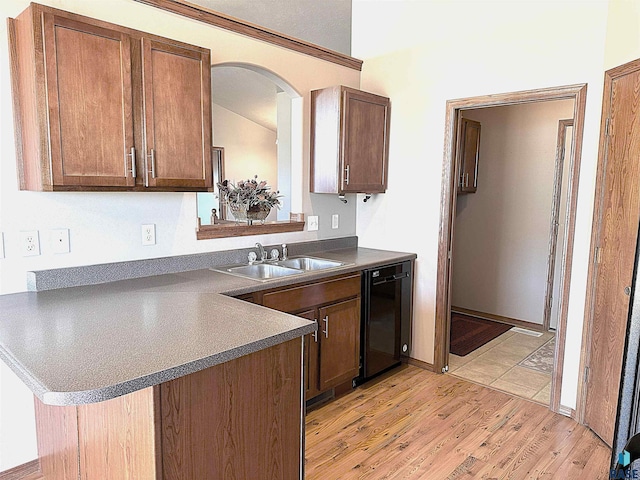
[216,176,282,209]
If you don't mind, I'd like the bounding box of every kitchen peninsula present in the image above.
[0,242,415,479]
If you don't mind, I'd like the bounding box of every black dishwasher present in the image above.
[355,261,412,385]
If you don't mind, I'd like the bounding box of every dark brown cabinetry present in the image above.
[456,118,481,194]
[311,86,390,195]
[259,273,361,401]
[9,4,212,192]
[35,339,301,479]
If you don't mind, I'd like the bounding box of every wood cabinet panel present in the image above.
[161,338,301,479]
[9,4,213,192]
[311,86,390,195]
[456,118,481,194]
[259,273,361,400]
[77,387,160,480]
[142,39,212,189]
[299,310,321,401]
[34,400,79,480]
[318,298,361,391]
[342,89,390,193]
[261,274,360,312]
[34,387,160,480]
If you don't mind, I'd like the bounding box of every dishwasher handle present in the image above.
[372,271,409,285]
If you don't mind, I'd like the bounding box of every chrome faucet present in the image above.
[255,243,267,262]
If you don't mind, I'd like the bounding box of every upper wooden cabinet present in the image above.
[8,4,212,191]
[456,118,481,194]
[311,86,390,195]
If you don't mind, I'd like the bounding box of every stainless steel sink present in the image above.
[215,263,304,281]
[277,256,345,271]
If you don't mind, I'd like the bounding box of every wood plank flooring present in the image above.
[305,365,611,479]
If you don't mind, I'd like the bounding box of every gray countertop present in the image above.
[0,247,415,406]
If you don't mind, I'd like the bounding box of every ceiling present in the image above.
[212,67,281,132]
[188,0,352,55]
[197,0,352,132]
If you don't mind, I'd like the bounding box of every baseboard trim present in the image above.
[557,404,577,419]
[406,357,436,372]
[0,460,40,480]
[452,306,545,332]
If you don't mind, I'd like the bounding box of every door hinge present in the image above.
[584,366,590,384]
[605,117,611,137]
[594,247,602,264]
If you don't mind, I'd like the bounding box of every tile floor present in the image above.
[448,329,555,404]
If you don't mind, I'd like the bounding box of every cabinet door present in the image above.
[457,118,481,194]
[42,13,136,188]
[298,310,320,401]
[318,297,361,391]
[341,88,390,194]
[141,39,212,190]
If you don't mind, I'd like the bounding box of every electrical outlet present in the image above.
[50,229,70,254]
[141,224,156,246]
[332,214,339,229]
[308,215,319,231]
[20,230,40,256]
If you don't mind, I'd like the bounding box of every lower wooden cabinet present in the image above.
[34,339,302,480]
[260,273,361,401]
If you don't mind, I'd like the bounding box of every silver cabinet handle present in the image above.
[465,172,469,187]
[128,147,137,178]
[312,321,318,342]
[345,165,350,185]
[149,149,156,178]
[322,315,329,338]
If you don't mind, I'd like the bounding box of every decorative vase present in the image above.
[246,204,271,225]
[228,202,248,224]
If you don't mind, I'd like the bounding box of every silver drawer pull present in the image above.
[127,147,137,178]
[148,149,156,178]
[322,315,329,338]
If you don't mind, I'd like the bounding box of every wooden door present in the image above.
[318,297,361,391]
[298,310,320,401]
[141,38,212,190]
[341,88,390,194]
[42,13,136,188]
[456,118,480,194]
[584,61,640,446]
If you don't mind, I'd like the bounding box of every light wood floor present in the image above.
[305,365,611,479]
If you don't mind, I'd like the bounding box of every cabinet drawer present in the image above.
[262,274,360,313]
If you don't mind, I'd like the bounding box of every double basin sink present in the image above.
[213,256,347,281]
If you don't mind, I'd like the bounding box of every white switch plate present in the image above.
[142,224,156,245]
[51,228,70,254]
[308,215,319,231]
[331,214,339,229]
[0,232,4,259]
[20,230,40,256]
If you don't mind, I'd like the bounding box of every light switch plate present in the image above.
[51,229,70,254]
[308,216,319,231]
[332,214,339,229]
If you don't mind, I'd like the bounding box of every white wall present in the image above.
[452,101,575,325]
[0,0,360,470]
[352,0,609,411]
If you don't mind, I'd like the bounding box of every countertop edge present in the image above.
[37,323,315,406]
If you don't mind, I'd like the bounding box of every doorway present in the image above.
[434,85,587,414]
